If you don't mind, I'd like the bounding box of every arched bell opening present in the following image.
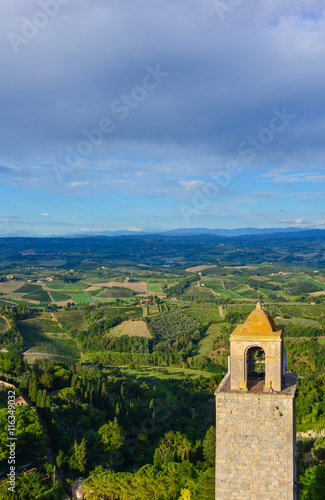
[246,346,265,391]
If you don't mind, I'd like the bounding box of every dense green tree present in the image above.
[36,389,42,409]
[56,449,65,468]
[154,431,193,467]
[179,489,192,500]
[0,406,43,460]
[203,426,215,466]
[58,387,78,404]
[83,461,206,499]
[299,464,325,500]
[30,380,38,404]
[311,438,325,463]
[0,472,46,500]
[70,438,87,474]
[194,468,215,500]
[98,418,124,453]
[28,378,33,399]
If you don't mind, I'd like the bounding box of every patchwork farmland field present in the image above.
[15,283,43,294]
[97,287,135,299]
[147,282,163,293]
[49,291,72,301]
[24,289,51,302]
[88,288,105,297]
[0,281,24,293]
[302,278,325,291]
[45,281,89,291]
[198,322,227,357]
[71,293,95,304]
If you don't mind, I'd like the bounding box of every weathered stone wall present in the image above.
[215,375,297,500]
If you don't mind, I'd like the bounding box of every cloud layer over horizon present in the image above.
[1,0,325,234]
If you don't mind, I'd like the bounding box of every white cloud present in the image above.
[0,215,29,223]
[68,181,90,187]
[261,170,325,183]
[1,1,325,231]
[180,180,207,191]
[283,218,325,227]
[293,191,325,200]
[231,192,282,204]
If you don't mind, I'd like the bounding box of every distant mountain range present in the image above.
[70,227,317,238]
[0,226,323,238]
[160,227,307,237]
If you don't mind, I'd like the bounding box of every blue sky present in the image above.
[1,0,325,235]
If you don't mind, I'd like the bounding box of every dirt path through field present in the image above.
[47,290,55,303]
[0,315,10,330]
[218,305,225,319]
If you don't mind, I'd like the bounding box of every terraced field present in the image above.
[181,307,222,323]
[183,285,215,296]
[277,317,321,328]
[280,305,325,318]
[17,317,80,360]
[109,320,152,338]
[53,310,87,331]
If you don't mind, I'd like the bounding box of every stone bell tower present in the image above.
[215,303,297,499]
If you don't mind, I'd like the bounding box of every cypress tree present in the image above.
[101,382,108,412]
[196,468,215,500]
[28,378,33,399]
[36,389,42,409]
[45,395,51,424]
[30,380,38,403]
[39,389,47,417]
[71,372,77,388]
[50,418,57,443]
